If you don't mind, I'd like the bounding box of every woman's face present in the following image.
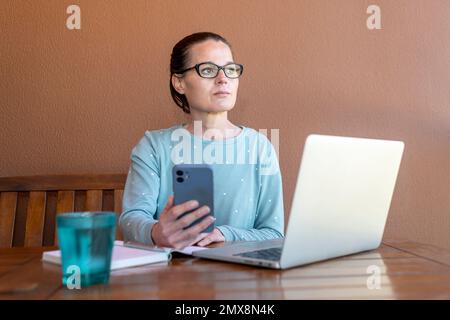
[172,40,239,114]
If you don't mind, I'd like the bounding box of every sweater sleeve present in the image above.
[119,133,161,245]
[217,134,285,241]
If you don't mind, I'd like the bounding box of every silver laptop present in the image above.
[193,134,405,269]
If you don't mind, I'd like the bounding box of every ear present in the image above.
[171,74,185,95]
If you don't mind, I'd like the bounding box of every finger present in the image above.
[173,205,210,230]
[161,204,208,237]
[169,231,207,250]
[169,200,200,220]
[198,229,225,246]
[175,215,216,243]
[197,236,213,247]
[188,232,209,247]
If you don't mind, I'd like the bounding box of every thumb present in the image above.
[162,195,174,214]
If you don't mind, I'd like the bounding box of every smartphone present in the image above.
[172,164,214,233]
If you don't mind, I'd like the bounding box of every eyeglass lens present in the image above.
[198,63,242,78]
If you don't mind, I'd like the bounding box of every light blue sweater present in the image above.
[119,124,284,245]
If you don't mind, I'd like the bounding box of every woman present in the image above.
[120,32,284,249]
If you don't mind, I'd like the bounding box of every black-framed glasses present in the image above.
[176,62,244,79]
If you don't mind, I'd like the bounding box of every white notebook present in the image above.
[121,240,208,255]
[42,241,170,270]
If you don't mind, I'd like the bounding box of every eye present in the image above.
[225,65,241,76]
[202,68,214,74]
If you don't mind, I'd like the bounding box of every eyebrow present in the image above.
[203,60,235,65]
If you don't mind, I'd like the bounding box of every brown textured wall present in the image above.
[1,1,449,248]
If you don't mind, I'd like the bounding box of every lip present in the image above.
[214,91,231,95]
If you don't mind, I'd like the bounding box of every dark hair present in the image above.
[170,32,232,114]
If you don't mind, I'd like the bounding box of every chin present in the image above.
[211,104,235,113]
[196,104,235,114]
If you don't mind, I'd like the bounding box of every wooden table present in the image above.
[1,240,450,300]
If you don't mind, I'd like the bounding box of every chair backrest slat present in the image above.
[0,192,18,247]
[56,190,75,214]
[86,190,103,211]
[54,191,75,245]
[114,189,124,240]
[24,191,47,247]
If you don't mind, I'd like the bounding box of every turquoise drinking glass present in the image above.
[56,212,116,287]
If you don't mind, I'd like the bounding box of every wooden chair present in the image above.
[0,174,127,248]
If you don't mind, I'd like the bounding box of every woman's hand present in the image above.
[151,195,215,249]
[196,228,225,247]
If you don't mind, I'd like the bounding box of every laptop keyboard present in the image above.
[233,247,282,261]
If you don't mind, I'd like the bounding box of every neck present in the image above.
[185,110,241,140]
[189,110,231,130]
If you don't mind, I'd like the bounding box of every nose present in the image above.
[215,69,229,84]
